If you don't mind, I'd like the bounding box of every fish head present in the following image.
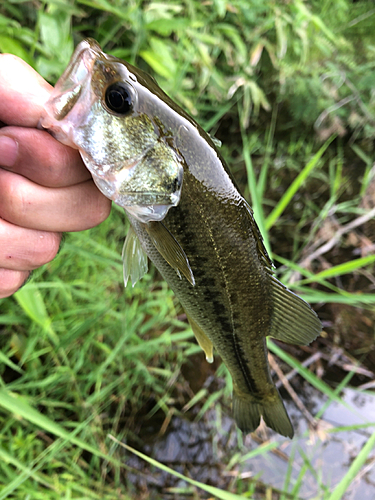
[40,38,184,222]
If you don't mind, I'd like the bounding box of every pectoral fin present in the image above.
[269,275,322,345]
[186,312,214,363]
[145,221,195,286]
[122,226,148,287]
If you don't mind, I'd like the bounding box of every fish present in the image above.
[40,39,322,438]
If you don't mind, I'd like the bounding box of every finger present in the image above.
[0,268,30,299]
[0,218,61,271]
[0,126,90,188]
[0,54,52,127]
[0,168,111,232]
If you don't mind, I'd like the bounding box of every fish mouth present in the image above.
[39,39,106,146]
[48,39,102,121]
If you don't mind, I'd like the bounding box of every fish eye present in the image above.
[105,82,133,115]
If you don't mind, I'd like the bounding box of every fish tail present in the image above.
[233,389,294,438]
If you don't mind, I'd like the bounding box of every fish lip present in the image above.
[59,39,102,86]
[39,39,105,140]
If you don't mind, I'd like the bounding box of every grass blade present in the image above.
[266,136,335,230]
[290,291,375,305]
[268,341,348,407]
[299,254,375,283]
[327,430,375,500]
[14,286,58,344]
[241,123,271,256]
[0,389,123,467]
[111,437,254,500]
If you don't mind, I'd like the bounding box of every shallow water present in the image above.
[125,380,375,499]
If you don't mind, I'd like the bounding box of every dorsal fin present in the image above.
[269,275,322,345]
[242,201,321,345]
[243,201,274,270]
[145,221,195,286]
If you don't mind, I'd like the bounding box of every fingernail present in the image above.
[0,136,18,167]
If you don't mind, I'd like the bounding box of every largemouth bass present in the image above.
[40,39,321,438]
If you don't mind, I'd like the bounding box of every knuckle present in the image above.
[0,169,29,221]
[31,232,61,267]
[95,197,112,224]
[38,134,75,186]
[82,185,111,229]
[0,269,29,298]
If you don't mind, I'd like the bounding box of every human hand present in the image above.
[0,54,111,298]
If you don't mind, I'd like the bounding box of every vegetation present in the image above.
[1,0,375,499]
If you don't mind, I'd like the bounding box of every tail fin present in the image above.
[233,390,294,438]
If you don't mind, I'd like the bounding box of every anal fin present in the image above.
[145,221,195,286]
[186,312,214,363]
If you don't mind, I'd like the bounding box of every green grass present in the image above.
[1,1,375,499]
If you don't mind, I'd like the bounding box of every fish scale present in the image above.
[40,38,322,438]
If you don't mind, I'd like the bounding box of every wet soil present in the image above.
[123,323,375,500]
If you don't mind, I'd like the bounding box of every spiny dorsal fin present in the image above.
[185,312,214,363]
[269,275,322,345]
[243,201,274,271]
[122,226,149,287]
[145,221,195,286]
[242,200,320,345]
